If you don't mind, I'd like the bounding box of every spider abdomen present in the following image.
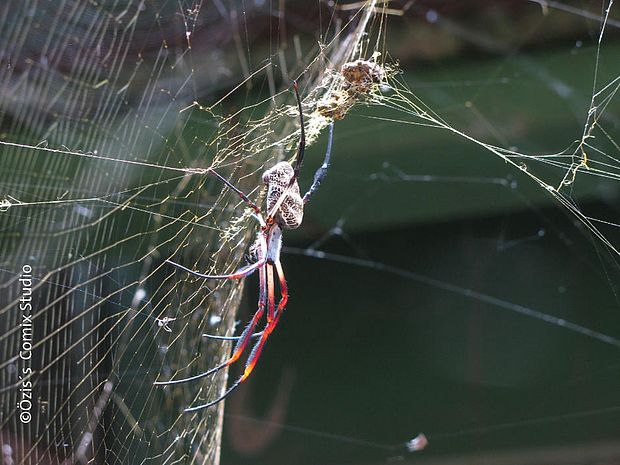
[263,161,304,229]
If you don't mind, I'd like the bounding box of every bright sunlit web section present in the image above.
[0,1,396,463]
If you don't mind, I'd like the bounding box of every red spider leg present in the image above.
[155,257,268,387]
[205,224,281,340]
[201,264,269,342]
[241,259,287,378]
[185,259,285,412]
[185,331,273,411]
[272,258,288,323]
[236,268,279,382]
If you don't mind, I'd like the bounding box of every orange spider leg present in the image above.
[240,259,288,383]
[273,259,288,321]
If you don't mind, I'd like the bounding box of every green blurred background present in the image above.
[220,2,620,464]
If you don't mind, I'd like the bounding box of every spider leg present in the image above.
[165,258,265,280]
[272,259,289,322]
[302,122,334,204]
[185,321,275,412]
[167,209,266,279]
[200,261,280,342]
[155,264,267,387]
[184,261,288,412]
[292,81,306,179]
[202,331,263,341]
[206,168,261,215]
[266,262,276,321]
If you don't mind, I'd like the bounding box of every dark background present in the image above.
[218,2,620,464]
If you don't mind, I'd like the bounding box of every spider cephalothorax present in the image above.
[158,82,334,412]
[263,161,303,229]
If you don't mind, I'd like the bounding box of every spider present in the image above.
[155,82,334,412]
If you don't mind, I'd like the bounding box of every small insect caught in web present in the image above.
[155,82,335,412]
[156,317,176,333]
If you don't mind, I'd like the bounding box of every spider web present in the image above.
[0,1,383,463]
[1,1,620,465]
